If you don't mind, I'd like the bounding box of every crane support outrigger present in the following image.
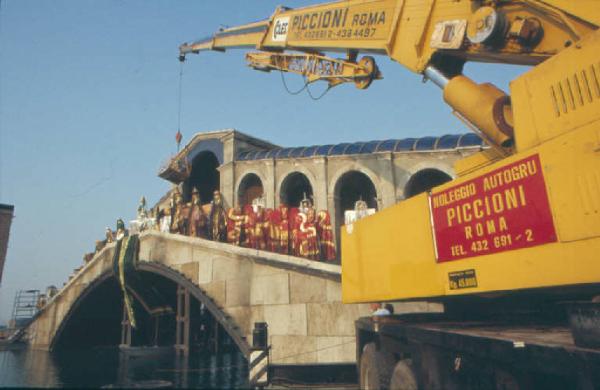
[181,0,600,388]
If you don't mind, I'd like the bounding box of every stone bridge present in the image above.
[25,231,427,366]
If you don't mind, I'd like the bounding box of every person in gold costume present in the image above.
[298,207,320,260]
[208,190,227,242]
[227,203,247,246]
[188,187,207,238]
[170,187,187,235]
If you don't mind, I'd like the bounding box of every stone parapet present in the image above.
[26,230,437,366]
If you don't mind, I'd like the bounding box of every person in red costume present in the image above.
[317,210,336,261]
[263,207,273,252]
[289,206,301,256]
[242,204,254,247]
[268,207,282,253]
[267,204,291,254]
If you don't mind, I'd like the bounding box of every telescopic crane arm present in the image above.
[180,0,598,150]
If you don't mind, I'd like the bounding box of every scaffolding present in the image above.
[10,289,40,328]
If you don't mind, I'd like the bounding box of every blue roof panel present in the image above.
[254,150,268,160]
[415,136,437,151]
[315,144,334,156]
[376,139,398,152]
[436,134,461,149]
[302,146,319,157]
[361,141,381,154]
[329,143,351,156]
[236,134,484,160]
[345,142,365,155]
[276,148,294,159]
[238,151,251,161]
[245,151,260,160]
[395,138,417,152]
[265,149,279,159]
[290,147,306,158]
[459,133,484,147]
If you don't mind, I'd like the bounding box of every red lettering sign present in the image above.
[430,154,557,262]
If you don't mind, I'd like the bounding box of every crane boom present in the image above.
[180,0,598,71]
[180,0,598,151]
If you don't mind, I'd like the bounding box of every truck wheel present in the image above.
[390,359,418,390]
[360,343,396,390]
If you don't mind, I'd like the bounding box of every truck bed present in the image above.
[357,314,600,384]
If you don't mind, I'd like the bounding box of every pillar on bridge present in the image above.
[175,285,190,356]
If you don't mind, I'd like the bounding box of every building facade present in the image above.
[158,129,486,248]
[0,204,15,284]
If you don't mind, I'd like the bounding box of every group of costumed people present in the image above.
[156,187,336,261]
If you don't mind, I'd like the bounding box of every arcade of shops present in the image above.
[157,129,486,253]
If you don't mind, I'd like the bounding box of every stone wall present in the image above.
[139,232,372,364]
[27,243,115,349]
[226,150,467,244]
[27,231,440,365]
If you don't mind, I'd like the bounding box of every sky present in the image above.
[0,0,526,323]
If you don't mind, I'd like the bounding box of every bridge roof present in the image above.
[236,133,484,161]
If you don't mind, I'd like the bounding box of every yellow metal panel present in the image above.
[213,33,266,50]
[453,149,504,177]
[543,121,600,241]
[342,193,443,303]
[389,0,436,72]
[275,0,396,51]
[342,126,600,304]
[511,30,600,152]
[540,0,600,27]
[389,0,473,72]
[510,74,540,152]
[440,238,600,296]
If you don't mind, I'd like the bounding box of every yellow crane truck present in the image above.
[180,1,600,388]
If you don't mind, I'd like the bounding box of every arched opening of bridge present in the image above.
[404,169,452,198]
[184,151,220,203]
[238,173,264,207]
[53,276,123,348]
[280,172,313,207]
[334,171,378,257]
[53,270,243,357]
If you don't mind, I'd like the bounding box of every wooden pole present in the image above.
[120,304,131,348]
[183,289,190,356]
[214,317,219,355]
[153,316,159,347]
[175,285,190,356]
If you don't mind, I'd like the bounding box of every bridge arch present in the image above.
[404,168,453,199]
[278,171,315,208]
[184,150,220,203]
[236,172,265,207]
[50,262,250,356]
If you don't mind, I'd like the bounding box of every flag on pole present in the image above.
[175,130,182,151]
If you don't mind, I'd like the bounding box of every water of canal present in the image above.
[0,346,248,388]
